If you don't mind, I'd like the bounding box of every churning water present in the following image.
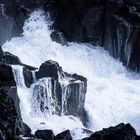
[2,10,140,139]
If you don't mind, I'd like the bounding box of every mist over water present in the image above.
[2,10,140,138]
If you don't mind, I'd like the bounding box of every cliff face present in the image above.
[47,0,140,72]
[0,0,140,71]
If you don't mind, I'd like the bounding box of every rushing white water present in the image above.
[2,10,140,138]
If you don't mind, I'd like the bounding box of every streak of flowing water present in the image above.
[2,10,140,138]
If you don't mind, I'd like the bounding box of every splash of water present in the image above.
[2,10,140,138]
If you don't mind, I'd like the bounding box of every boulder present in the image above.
[35,130,55,140]
[50,30,68,45]
[84,123,136,140]
[55,130,72,140]
[36,60,64,80]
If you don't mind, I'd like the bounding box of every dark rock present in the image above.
[23,122,32,137]
[32,78,62,115]
[55,130,72,140]
[36,60,64,80]
[23,66,34,88]
[0,1,27,45]
[0,63,25,139]
[43,0,140,71]
[33,60,87,124]
[0,46,4,62]
[10,136,24,140]
[84,123,136,140]
[3,52,22,65]
[136,136,140,140]
[0,130,5,140]
[35,130,55,140]
[0,63,15,86]
[50,30,68,45]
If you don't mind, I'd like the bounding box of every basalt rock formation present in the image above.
[33,60,87,124]
[44,0,140,72]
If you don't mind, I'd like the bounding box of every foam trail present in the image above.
[3,10,140,137]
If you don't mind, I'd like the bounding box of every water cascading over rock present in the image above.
[32,60,87,123]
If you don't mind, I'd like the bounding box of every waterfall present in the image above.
[2,10,140,138]
[32,78,56,115]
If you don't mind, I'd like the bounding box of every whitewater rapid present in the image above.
[2,10,140,138]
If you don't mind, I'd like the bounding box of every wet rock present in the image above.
[23,66,34,88]
[3,52,22,65]
[55,130,72,140]
[50,30,68,45]
[35,130,55,140]
[0,63,25,139]
[0,130,5,140]
[23,122,32,137]
[84,123,136,140]
[36,60,64,80]
[33,61,87,123]
[136,136,140,140]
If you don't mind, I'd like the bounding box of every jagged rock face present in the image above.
[83,123,136,140]
[33,60,87,124]
[50,30,68,45]
[3,52,22,65]
[0,0,46,45]
[0,64,24,139]
[44,0,140,72]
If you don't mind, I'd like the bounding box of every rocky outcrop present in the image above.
[50,30,68,45]
[83,123,137,140]
[33,60,87,124]
[43,0,140,72]
[0,63,24,139]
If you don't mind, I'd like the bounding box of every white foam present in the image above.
[3,10,140,138]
